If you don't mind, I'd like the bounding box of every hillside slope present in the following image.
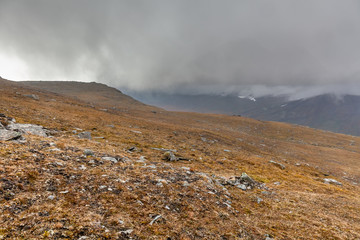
[131,92,360,136]
[20,81,159,111]
[0,79,360,239]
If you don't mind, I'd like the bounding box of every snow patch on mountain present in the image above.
[238,96,256,102]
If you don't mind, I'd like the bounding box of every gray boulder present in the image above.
[163,151,177,161]
[78,131,92,139]
[7,123,48,137]
[221,172,261,191]
[0,129,22,141]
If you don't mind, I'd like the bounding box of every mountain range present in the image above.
[128,91,360,136]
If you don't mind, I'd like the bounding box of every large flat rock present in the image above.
[0,130,22,141]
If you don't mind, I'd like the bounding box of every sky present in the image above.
[1,0,360,98]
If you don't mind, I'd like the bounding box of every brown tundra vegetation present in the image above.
[0,78,359,239]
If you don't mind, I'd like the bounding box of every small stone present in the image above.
[78,237,89,240]
[78,131,92,139]
[23,94,39,100]
[137,156,146,162]
[240,172,255,184]
[269,160,285,170]
[182,181,190,187]
[131,130,142,134]
[264,234,274,240]
[323,178,342,186]
[93,136,105,139]
[163,151,177,161]
[84,149,94,156]
[48,148,61,152]
[236,184,247,191]
[102,156,118,163]
[79,165,87,170]
[118,229,133,235]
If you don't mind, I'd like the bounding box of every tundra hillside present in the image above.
[0,78,359,239]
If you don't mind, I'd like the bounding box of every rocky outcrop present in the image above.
[217,172,266,191]
[0,130,22,141]
[0,114,48,141]
[7,123,48,137]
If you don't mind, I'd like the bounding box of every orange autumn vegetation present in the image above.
[0,78,359,239]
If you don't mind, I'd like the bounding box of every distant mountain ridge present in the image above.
[242,94,360,136]
[20,81,159,111]
[128,91,360,136]
[16,80,360,136]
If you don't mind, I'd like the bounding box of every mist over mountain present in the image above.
[127,91,360,136]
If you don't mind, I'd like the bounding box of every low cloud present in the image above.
[1,0,360,97]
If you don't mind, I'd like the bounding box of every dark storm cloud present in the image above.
[1,0,360,96]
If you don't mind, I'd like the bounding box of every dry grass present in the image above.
[0,79,359,239]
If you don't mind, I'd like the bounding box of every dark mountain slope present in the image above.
[128,91,287,114]
[131,91,360,136]
[243,94,360,136]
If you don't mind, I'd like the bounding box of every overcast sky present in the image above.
[1,0,360,97]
